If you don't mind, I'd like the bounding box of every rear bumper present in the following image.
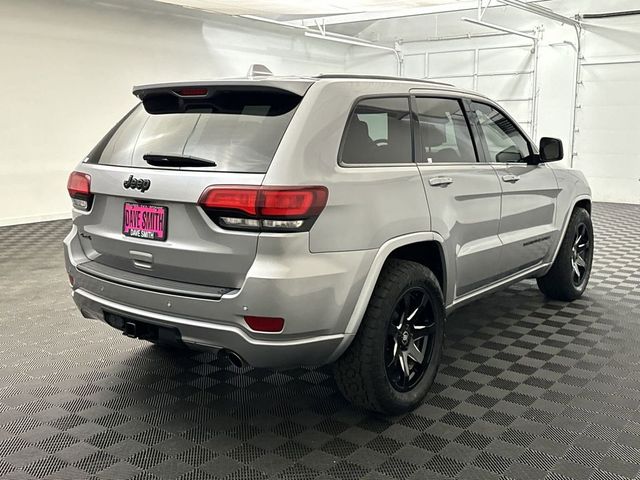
[64,225,376,368]
[72,288,346,367]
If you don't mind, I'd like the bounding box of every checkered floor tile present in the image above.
[1,202,640,479]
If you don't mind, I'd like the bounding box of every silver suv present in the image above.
[64,73,593,414]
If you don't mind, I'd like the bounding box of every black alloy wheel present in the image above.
[384,287,437,392]
[571,222,591,288]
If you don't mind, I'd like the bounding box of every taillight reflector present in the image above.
[67,171,91,198]
[244,316,285,333]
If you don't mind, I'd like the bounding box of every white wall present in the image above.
[0,0,360,226]
[5,1,637,226]
[333,0,640,204]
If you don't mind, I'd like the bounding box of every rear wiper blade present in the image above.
[143,154,216,168]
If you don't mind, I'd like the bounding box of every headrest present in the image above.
[422,123,446,147]
[349,119,370,139]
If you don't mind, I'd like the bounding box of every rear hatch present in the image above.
[74,81,310,290]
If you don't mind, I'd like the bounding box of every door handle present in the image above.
[429,176,453,187]
[502,174,521,183]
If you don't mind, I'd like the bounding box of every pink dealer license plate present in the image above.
[123,203,167,241]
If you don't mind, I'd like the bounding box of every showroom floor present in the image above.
[1,202,640,480]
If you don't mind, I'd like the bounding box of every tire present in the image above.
[333,259,445,415]
[537,207,594,301]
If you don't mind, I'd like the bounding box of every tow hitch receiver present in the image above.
[105,312,182,346]
[123,321,137,338]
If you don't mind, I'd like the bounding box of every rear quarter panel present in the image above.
[263,80,431,253]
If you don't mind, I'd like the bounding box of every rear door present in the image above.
[413,95,503,300]
[468,101,559,277]
[75,85,305,289]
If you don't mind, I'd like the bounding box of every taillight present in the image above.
[259,189,325,217]
[198,186,328,232]
[67,171,93,211]
[200,188,259,216]
[174,87,208,96]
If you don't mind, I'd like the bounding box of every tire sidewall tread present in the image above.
[333,259,445,415]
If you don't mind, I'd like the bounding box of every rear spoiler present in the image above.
[133,79,314,100]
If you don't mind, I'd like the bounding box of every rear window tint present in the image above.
[340,97,412,165]
[86,88,302,173]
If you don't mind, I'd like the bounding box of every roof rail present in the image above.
[314,73,453,87]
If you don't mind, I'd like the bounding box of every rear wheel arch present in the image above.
[342,234,448,337]
[333,258,445,413]
[387,241,446,296]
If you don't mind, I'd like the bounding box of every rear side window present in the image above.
[86,88,302,173]
[340,97,412,165]
[470,102,531,163]
[415,97,476,163]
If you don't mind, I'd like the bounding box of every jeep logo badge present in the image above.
[123,175,151,193]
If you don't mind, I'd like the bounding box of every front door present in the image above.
[413,96,503,301]
[469,101,560,277]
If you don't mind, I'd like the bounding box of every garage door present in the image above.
[575,61,640,204]
[415,44,536,136]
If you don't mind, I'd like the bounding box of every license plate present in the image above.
[123,203,167,241]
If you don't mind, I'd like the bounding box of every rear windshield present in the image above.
[86,88,302,173]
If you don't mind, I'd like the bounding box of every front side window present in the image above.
[340,97,412,165]
[471,102,531,163]
[415,97,476,163]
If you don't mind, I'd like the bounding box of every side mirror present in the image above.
[539,137,563,163]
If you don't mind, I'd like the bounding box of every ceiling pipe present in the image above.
[495,0,581,26]
[401,29,536,43]
[286,0,550,27]
[239,15,307,29]
[461,17,537,40]
[304,31,403,75]
[477,0,491,20]
[237,14,402,75]
[582,9,640,19]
